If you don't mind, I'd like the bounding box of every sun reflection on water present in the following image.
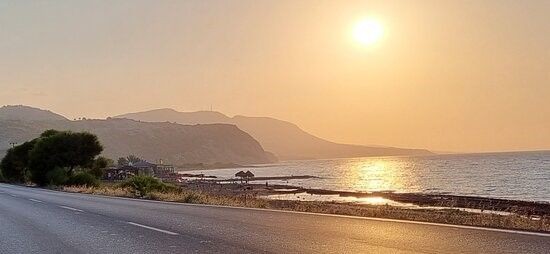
[349,159,405,192]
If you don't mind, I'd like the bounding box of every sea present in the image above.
[186,151,550,203]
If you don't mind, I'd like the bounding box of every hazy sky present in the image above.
[1,0,549,153]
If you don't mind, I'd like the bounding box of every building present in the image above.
[103,160,176,180]
[104,166,141,180]
[132,160,175,175]
[131,161,156,175]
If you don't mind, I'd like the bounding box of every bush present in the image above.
[66,172,100,187]
[119,175,173,197]
[28,130,103,186]
[0,140,36,183]
[181,192,203,203]
[88,156,112,178]
[0,171,5,183]
[46,167,68,186]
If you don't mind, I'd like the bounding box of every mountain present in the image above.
[0,105,68,121]
[0,107,274,165]
[116,109,433,160]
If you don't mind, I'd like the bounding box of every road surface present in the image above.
[0,183,548,253]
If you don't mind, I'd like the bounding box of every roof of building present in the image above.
[117,165,140,171]
[132,161,156,168]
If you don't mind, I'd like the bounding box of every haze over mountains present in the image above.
[116,108,433,160]
[0,105,432,165]
[0,105,274,165]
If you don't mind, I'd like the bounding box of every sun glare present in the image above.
[352,18,384,46]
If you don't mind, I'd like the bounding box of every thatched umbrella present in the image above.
[244,171,255,183]
[235,171,246,183]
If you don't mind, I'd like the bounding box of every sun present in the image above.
[352,18,384,46]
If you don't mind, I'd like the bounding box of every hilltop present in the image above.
[0,105,68,121]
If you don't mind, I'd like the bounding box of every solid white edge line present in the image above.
[127,222,179,235]
[2,183,549,238]
[91,194,550,238]
[28,198,43,203]
[59,205,84,212]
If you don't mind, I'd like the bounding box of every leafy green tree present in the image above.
[89,156,112,178]
[40,129,61,138]
[0,140,36,182]
[28,131,103,186]
[45,167,69,186]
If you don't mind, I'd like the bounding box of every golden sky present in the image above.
[1,0,549,153]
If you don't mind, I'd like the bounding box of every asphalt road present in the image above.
[0,183,548,254]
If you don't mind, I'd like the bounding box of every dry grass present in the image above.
[63,185,550,233]
[268,201,550,232]
[63,185,134,198]
[63,185,269,208]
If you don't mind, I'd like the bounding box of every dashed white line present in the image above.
[59,205,84,212]
[127,222,179,235]
[8,194,18,197]
[28,198,43,203]
[4,183,548,238]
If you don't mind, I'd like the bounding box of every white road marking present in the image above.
[28,198,43,203]
[127,222,179,235]
[3,183,549,238]
[59,205,84,212]
[93,194,550,238]
[8,194,18,197]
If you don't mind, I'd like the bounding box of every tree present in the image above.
[89,156,113,178]
[0,140,36,183]
[28,131,103,186]
[117,157,129,167]
[126,155,143,165]
[40,129,61,138]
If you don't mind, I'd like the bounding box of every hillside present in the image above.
[0,105,68,121]
[116,109,433,160]
[0,107,274,165]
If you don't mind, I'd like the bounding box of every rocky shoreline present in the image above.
[177,178,550,217]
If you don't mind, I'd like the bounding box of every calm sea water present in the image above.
[187,151,550,202]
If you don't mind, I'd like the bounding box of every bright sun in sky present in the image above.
[352,18,384,46]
